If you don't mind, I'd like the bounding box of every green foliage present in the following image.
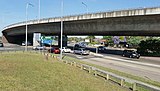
[86,36,95,43]
[0,52,127,91]
[138,38,160,56]
[103,36,113,43]
[68,37,84,42]
[126,36,145,47]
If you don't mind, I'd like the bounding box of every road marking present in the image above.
[104,55,160,68]
[76,56,84,59]
[90,52,160,68]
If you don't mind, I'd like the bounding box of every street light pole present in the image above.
[25,3,29,51]
[25,3,34,51]
[82,2,88,14]
[60,0,63,60]
[38,0,40,22]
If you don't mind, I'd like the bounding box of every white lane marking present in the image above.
[91,52,160,68]
[76,56,84,59]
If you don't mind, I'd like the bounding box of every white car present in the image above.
[22,41,31,46]
[61,47,71,53]
[74,48,90,55]
[33,45,46,50]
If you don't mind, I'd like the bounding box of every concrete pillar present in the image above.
[2,34,19,44]
[2,32,33,45]
[2,34,9,43]
[58,35,68,47]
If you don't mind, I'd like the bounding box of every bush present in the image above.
[138,38,160,56]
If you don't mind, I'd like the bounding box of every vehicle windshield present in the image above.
[0,43,3,46]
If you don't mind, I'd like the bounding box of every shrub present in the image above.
[138,38,160,56]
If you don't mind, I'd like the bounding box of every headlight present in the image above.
[132,54,136,56]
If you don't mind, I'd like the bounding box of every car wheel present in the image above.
[129,55,132,58]
[122,54,125,57]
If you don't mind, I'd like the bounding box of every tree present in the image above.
[68,37,84,42]
[86,36,95,43]
[138,38,160,56]
[103,36,113,43]
[126,36,145,47]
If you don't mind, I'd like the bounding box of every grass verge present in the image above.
[63,55,160,88]
[0,52,128,91]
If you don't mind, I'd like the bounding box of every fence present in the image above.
[50,54,160,91]
[0,51,160,91]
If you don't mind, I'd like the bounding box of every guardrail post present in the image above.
[133,83,137,91]
[106,74,109,80]
[66,60,68,64]
[74,62,77,67]
[81,65,83,70]
[89,67,92,73]
[120,79,125,86]
[70,62,73,66]
[94,70,97,76]
[51,54,54,58]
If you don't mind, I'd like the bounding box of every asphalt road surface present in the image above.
[66,52,160,82]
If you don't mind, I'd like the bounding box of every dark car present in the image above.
[0,43,4,47]
[122,50,140,59]
[97,46,107,53]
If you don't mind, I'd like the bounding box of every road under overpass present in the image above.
[2,7,160,45]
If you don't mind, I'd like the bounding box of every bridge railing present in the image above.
[3,7,160,31]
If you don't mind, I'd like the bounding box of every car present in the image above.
[74,48,90,55]
[61,47,71,53]
[0,43,4,47]
[122,49,140,59]
[54,48,60,54]
[97,46,107,52]
[33,45,46,50]
[48,47,60,54]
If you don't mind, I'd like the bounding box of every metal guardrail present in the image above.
[0,51,160,91]
[50,54,160,91]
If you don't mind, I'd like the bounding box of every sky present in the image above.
[0,0,160,36]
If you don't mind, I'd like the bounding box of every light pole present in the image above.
[25,3,34,51]
[38,0,40,22]
[60,0,63,60]
[82,2,88,14]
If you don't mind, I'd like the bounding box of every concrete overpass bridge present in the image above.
[2,7,160,45]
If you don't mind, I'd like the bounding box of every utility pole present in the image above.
[25,3,34,51]
[60,0,63,60]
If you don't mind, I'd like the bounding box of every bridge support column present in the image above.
[2,34,9,43]
[2,33,18,44]
[58,35,68,47]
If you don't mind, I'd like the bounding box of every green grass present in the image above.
[0,52,128,91]
[63,56,160,88]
